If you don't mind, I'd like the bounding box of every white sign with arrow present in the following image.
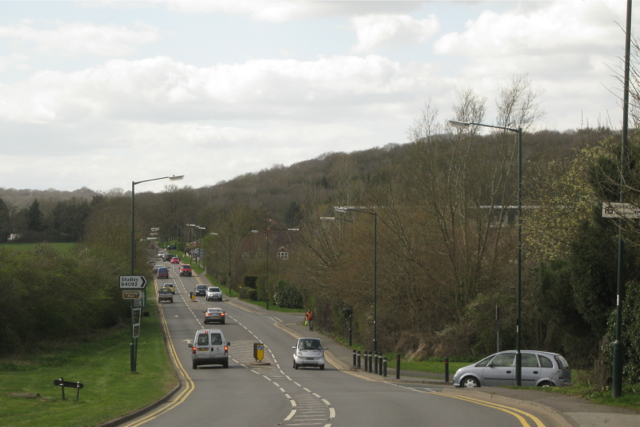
[119,275,148,289]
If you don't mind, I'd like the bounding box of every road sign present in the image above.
[123,290,143,299]
[119,275,148,289]
[54,379,84,389]
[602,202,640,218]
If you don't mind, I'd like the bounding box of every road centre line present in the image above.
[285,410,296,421]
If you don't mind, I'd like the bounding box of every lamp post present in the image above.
[211,233,232,295]
[329,207,378,352]
[130,174,183,373]
[251,230,270,309]
[450,119,523,386]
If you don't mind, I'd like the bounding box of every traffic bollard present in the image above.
[445,357,449,383]
[383,357,387,377]
[364,351,368,372]
[396,354,401,379]
[357,351,361,369]
[353,350,357,367]
[369,351,373,373]
[374,352,378,374]
[379,353,383,375]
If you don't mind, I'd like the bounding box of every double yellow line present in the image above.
[122,302,194,427]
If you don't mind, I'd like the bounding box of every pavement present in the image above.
[277,313,640,427]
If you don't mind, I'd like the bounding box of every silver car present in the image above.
[453,350,571,388]
[206,286,223,301]
[292,337,326,370]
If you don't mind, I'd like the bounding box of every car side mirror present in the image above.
[226,342,231,346]
[188,341,193,347]
[292,346,296,349]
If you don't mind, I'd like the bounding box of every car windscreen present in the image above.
[211,288,220,292]
[196,285,206,289]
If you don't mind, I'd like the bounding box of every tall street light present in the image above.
[449,119,523,386]
[332,207,378,352]
[130,174,183,373]
[211,233,232,295]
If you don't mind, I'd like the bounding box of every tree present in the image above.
[27,199,45,232]
[0,198,10,242]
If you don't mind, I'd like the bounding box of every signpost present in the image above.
[119,275,148,289]
[122,290,143,299]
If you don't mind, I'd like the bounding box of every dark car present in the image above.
[157,267,169,279]
[194,284,207,296]
[164,254,175,262]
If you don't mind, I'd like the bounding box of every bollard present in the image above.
[445,357,449,383]
[353,350,357,367]
[374,352,378,374]
[396,354,401,379]
[379,353,383,375]
[368,351,373,373]
[357,351,361,369]
[383,357,387,377]
[364,351,368,372]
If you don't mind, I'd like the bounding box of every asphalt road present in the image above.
[118,264,561,427]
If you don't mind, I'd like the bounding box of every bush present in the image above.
[238,287,257,301]
[272,280,304,308]
[607,280,640,385]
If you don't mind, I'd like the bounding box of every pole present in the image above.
[613,0,632,400]
[266,233,269,310]
[373,212,377,352]
[516,127,522,386]
[228,235,232,295]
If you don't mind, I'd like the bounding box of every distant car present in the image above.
[161,283,175,294]
[157,252,165,258]
[189,328,229,369]
[157,267,169,279]
[292,337,326,370]
[194,284,207,296]
[164,254,174,262]
[171,257,180,264]
[453,350,571,388]
[179,264,192,277]
[166,244,176,250]
[158,287,173,303]
[152,264,164,272]
[206,286,222,301]
[203,307,226,324]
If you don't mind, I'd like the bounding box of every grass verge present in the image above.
[0,299,177,427]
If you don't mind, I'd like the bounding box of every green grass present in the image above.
[0,243,76,253]
[0,300,177,427]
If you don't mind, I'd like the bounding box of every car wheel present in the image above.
[192,361,197,369]
[170,299,173,303]
[538,381,553,387]
[461,377,480,388]
[223,360,229,368]
[221,321,225,325]
[320,365,325,370]
[293,361,298,369]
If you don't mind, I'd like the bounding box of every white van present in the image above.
[188,329,230,369]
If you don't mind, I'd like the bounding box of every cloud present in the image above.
[0,20,160,56]
[351,14,440,53]
[0,55,434,124]
[160,0,421,22]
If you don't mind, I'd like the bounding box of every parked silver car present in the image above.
[453,350,571,388]
[292,337,326,370]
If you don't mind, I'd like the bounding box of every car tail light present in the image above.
[192,347,196,355]
[224,346,228,354]
[221,313,225,316]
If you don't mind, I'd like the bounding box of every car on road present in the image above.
[292,337,326,370]
[164,254,175,262]
[152,264,164,272]
[158,287,173,303]
[189,328,229,369]
[161,283,175,294]
[179,264,192,277]
[452,350,571,388]
[203,307,226,324]
[194,284,207,296]
[171,257,180,264]
[206,286,222,301]
[157,267,169,279]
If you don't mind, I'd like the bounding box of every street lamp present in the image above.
[329,207,378,352]
[211,233,232,295]
[449,119,523,386]
[251,230,270,309]
[130,174,183,373]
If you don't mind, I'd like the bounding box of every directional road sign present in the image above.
[122,290,143,299]
[602,202,640,218]
[119,275,148,289]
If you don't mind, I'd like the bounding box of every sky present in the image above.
[0,0,636,193]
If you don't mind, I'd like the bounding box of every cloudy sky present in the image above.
[0,0,635,193]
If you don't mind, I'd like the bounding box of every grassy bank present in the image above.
[0,299,177,427]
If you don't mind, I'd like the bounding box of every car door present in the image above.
[520,353,542,386]
[195,332,211,361]
[210,332,225,359]
[482,353,516,386]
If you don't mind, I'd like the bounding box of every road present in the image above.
[120,263,560,427]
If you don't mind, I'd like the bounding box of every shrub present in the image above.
[272,280,304,308]
[238,287,257,301]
